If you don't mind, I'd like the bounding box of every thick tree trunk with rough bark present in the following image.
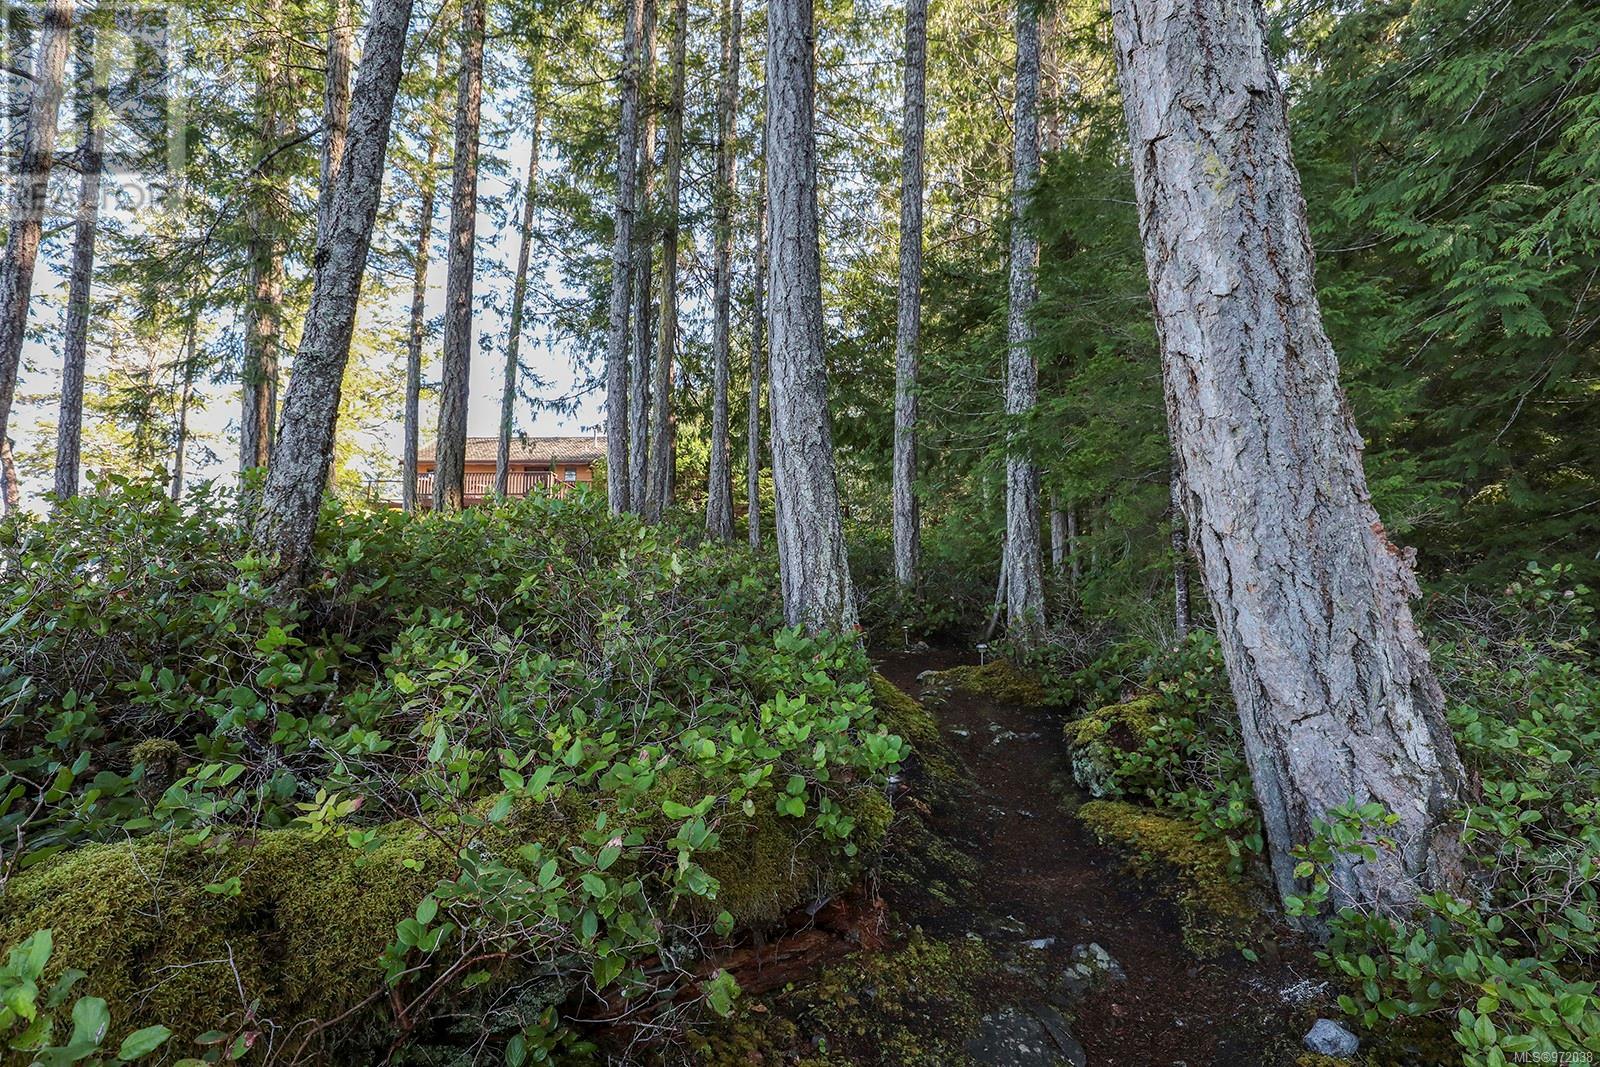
[605,0,645,512]
[55,51,106,502]
[251,0,414,582]
[706,0,742,540]
[891,0,926,589]
[433,0,486,512]
[402,48,449,514]
[496,109,541,496]
[747,176,767,549]
[627,0,656,506]
[0,0,73,479]
[766,0,856,633]
[1110,0,1466,912]
[1003,1,1046,645]
[646,0,688,521]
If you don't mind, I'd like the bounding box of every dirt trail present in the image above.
[874,650,1331,1066]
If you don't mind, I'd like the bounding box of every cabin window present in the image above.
[563,467,577,482]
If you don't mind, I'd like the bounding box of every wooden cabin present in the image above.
[377,435,605,508]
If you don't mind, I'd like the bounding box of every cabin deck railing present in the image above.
[366,468,567,508]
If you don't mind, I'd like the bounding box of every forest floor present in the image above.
[875,649,1333,1064]
[694,650,1346,1065]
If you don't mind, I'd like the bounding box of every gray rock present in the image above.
[1303,1018,1360,1059]
[965,1008,1081,1067]
[1031,1004,1088,1067]
[1067,942,1126,983]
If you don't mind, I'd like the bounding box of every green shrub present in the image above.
[0,478,910,1061]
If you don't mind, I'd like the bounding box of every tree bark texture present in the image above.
[604,0,645,512]
[627,0,657,505]
[891,0,927,589]
[1109,0,1466,911]
[433,0,487,512]
[747,174,767,549]
[55,42,106,502]
[170,315,200,501]
[706,0,743,540]
[251,0,415,582]
[1049,494,1066,576]
[1003,1,1046,645]
[0,0,74,482]
[765,0,856,633]
[402,47,449,513]
[646,0,688,521]
[317,0,355,230]
[1169,451,1190,639]
[1,437,18,514]
[241,0,293,477]
[496,108,541,496]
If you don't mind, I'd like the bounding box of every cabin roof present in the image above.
[418,435,606,466]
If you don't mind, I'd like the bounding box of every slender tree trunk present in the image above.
[1110,0,1466,912]
[706,0,743,539]
[496,109,542,496]
[1049,493,1066,576]
[432,0,487,512]
[1002,1,1046,645]
[0,0,73,476]
[627,0,657,504]
[251,0,416,583]
[746,174,767,549]
[1169,452,1190,639]
[1067,504,1081,584]
[646,0,688,521]
[0,437,18,514]
[170,315,200,501]
[402,47,449,513]
[241,0,292,477]
[54,43,107,502]
[766,0,856,633]
[604,0,645,512]
[891,0,927,588]
[318,0,355,222]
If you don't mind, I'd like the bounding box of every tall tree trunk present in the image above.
[646,0,688,521]
[1169,452,1190,639]
[1002,1,1046,645]
[432,0,487,512]
[402,46,449,513]
[747,171,767,549]
[54,42,106,502]
[251,0,416,582]
[170,315,200,501]
[891,0,927,588]
[604,0,645,513]
[495,108,542,496]
[1110,0,1466,911]
[706,0,743,540]
[626,0,657,505]
[1049,493,1066,576]
[766,0,856,633]
[241,0,292,478]
[0,0,73,478]
[318,0,355,212]
[0,437,18,514]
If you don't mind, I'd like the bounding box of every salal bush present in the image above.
[0,476,906,1061]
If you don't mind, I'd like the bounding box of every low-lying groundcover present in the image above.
[0,480,908,1063]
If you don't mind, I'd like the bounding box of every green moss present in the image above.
[1066,695,1161,797]
[702,788,893,929]
[1077,799,1263,955]
[926,660,1051,708]
[689,930,1000,1066]
[0,821,452,1055]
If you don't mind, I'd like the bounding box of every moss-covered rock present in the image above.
[1076,799,1264,955]
[923,661,1051,708]
[1064,694,1160,797]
